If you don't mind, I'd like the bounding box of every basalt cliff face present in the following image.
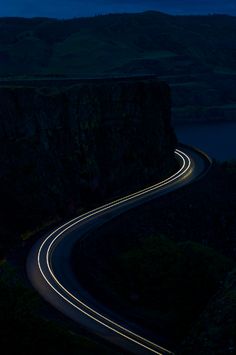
[0,78,176,251]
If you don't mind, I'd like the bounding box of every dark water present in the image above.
[175,121,236,161]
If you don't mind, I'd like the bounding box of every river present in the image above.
[175,121,236,161]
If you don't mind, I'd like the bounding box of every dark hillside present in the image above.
[0,12,236,121]
[72,162,236,353]
[0,77,176,256]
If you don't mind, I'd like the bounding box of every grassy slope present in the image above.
[181,269,236,355]
[0,13,236,76]
[84,235,234,342]
[0,262,120,355]
[1,12,236,121]
[72,162,236,352]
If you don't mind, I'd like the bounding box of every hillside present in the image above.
[72,161,236,353]
[1,12,236,121]
[0,77,176,257]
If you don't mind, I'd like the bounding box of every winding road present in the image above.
[27,145,212,355]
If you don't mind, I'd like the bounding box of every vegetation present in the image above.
[0,79,176,259]
[0,262,119,355]
[0,13,236,76]
[0,78,175,354]
[181,269,236,355]
[109,236,234,339]
[0,12,236,121]
[1,11,236,353]
[72,161,236,353]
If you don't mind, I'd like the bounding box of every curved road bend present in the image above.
[27,146,212,355]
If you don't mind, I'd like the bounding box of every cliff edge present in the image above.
[0,78,176,251]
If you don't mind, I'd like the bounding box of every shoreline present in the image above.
[173,117,236,125]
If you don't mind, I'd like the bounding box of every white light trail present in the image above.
[37,149,192,355]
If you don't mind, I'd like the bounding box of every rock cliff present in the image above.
[0,78,176,251]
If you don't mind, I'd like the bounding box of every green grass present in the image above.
[104,235,235,339]
[1,12,236,77]
[180,269,236,355]
[138,50,178,59]
[1,12,236,121]
[214,67,236,75]
[0,263,117,355]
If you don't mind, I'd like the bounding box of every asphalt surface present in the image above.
[27,146,212,355]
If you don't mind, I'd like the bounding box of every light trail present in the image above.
[36,149,192,354]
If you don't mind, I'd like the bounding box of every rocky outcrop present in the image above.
[180,269,236,355]
[0,78,176,250]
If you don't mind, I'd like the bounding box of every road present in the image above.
[27,145,212,355]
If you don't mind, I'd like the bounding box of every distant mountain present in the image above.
[0,11,236,121]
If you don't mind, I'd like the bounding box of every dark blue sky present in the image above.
[1,0,236,18]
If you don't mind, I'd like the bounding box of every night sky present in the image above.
[1,0,236,18]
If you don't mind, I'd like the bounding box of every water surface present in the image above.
[175,121,236,161]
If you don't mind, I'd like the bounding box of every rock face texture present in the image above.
[0,78,176,249]
[180,269,236,355]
